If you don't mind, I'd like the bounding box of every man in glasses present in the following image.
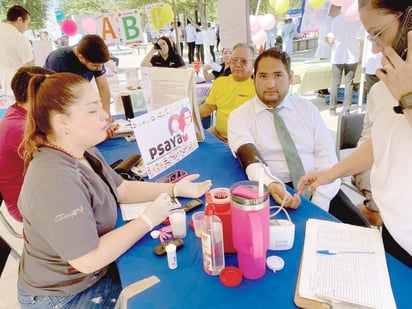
[326,7,362,116]
[199,43,256,143]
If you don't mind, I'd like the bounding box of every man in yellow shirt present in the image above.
[199,43,255,142]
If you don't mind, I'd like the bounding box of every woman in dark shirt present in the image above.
[202,47,232,81]
[141,36,186,68]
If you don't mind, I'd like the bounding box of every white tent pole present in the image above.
[255,0,262,15]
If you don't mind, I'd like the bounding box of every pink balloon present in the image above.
[330,0,344,5]
[252,30,268,46]
[61,19,78,36]
[82,16,96,33]
[259,14,276,31]
[342,0,360,22]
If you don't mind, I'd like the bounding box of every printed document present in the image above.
[299,219,396,309]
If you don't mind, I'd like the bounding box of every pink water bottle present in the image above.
[230,180,269,280]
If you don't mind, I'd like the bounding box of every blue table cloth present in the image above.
[97,131,411,309]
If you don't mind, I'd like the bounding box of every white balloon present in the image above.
[250,15,261,33]
[252,30,268,46]
[259,14,276,31]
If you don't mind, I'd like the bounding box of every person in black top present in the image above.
[202,47,232,81]
[140,36,186,68]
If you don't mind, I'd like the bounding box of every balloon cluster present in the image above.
[61,16,97,36]
[250,14,276,46]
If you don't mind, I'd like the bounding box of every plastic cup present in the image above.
[169,209,187,238]
[192,211,204,238]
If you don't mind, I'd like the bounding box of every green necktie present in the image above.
[270,108,310,198]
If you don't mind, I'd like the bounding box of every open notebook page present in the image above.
[299,219,396,309]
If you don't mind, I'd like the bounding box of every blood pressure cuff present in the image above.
[111,154,143,181]
[235,143,266,171]
[112,154,141,174]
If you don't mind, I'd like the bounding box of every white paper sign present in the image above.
[130,98,198,178]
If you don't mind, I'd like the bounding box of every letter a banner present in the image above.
[130,98,198,178]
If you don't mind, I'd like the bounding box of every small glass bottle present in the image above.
[201,193,225,275]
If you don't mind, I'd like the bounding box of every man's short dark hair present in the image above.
[77,34,110,63]
[11,66,55,103]
[253,48,291,77]
[7,5,30,22]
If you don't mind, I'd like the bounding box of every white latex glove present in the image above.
[173,174,212,198]
[140,193,173,230]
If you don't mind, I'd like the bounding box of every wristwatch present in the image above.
[395,92,412,114]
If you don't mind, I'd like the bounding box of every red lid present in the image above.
[219,266,243,287]
[189,219,194,230]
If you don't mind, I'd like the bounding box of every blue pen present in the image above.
[316,250,375,255]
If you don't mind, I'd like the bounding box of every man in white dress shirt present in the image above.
[0,5,34,97]
[228,48,369,226]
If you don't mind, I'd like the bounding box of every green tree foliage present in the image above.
[58,0,115,16]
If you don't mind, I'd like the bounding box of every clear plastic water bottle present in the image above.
[201,193,225,275]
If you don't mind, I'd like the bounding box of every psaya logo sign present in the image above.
[131,98,198,178]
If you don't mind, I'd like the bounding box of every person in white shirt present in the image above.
[170,21,184,55]
[0,5,34,97]
[282,18,294,55]
[228,48,369,226]
[195,22,204,64]
[206,22,216,62]
[298,0,412,268]
[185,19,196,64]
[315,4,341,96]
[351,34,383,226]
[315,5,341,60]
[326,12,362,115]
